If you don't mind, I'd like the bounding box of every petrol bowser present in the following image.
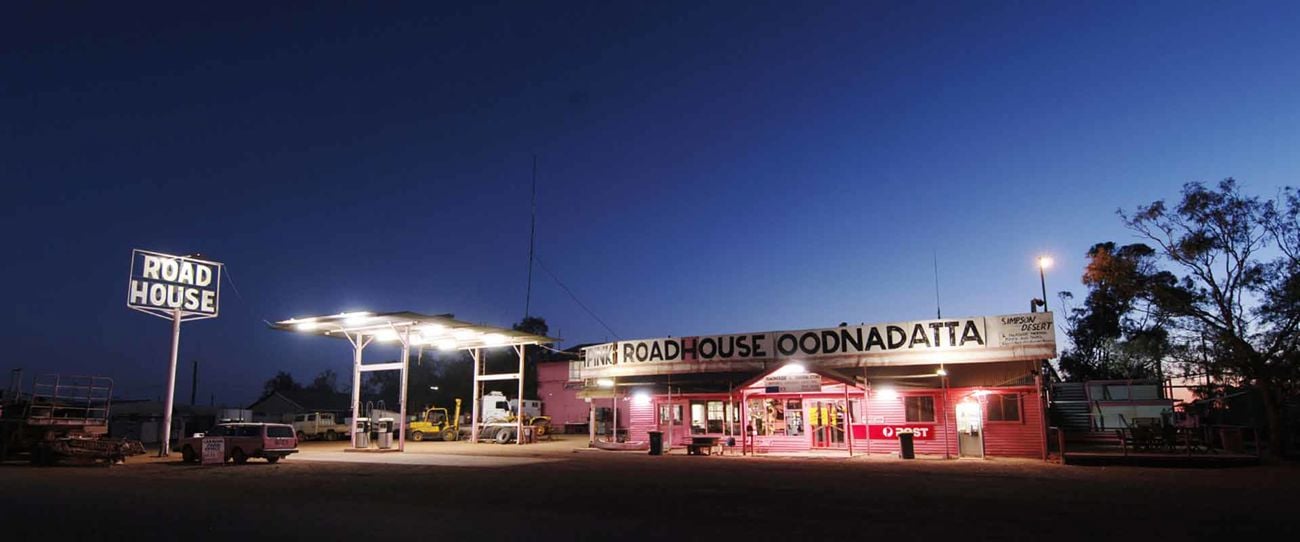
[375,417,394,449]
[354,417,371,448]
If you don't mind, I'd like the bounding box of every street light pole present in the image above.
[1037,256,1053,311]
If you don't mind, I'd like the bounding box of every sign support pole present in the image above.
[159,308,182,456]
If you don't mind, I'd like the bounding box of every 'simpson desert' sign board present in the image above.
[127,249,222,320]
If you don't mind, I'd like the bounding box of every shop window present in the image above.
[904,396,936,423]
[706,401,725,433]
[785,399,804,437]
[658,404,683,426]
[986,394,1021,422]
[748,398,791,436]
[690,402,707,435]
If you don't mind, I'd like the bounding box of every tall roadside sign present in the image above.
[127,249,222,456]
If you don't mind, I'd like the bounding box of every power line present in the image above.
[532,255,619,339]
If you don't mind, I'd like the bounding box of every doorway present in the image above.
[955,398,983,458]
[807,399,845,449]
[657,402,684,447]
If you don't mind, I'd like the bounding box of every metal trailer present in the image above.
[0,373,146,465]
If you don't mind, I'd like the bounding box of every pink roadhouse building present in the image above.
[540,312,1056,459]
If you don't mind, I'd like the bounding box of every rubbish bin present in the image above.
[898,430,916,459]
[648,431,664,456]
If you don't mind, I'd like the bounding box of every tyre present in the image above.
[181,445,197,463]
[296,431,306,442]
[411,431,424,442]
[266,455,280,464]
[533,421,549,438]
[494,428,513,444]
[231,448,248,464]
[441,428,458,442]
[325,430,337,441]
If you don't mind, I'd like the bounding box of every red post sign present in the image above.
[867,425,936,440]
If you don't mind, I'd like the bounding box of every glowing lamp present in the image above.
[342,312,372,326]
[773,362,806,375]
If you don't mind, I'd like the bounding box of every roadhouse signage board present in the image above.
[581,313,1056,378]
[763,373,822,393]
[127,249,222,320]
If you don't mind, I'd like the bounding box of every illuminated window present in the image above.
[986,394,1021,421]
[706,401,725,433]
[748,398,790,436]
[905,396,936,423]
[658,404,683,426]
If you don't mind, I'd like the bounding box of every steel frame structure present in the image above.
[271,311,555,451]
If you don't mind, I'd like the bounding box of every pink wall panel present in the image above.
[536,362,590,426]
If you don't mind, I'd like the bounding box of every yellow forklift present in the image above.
[408,399,462,441]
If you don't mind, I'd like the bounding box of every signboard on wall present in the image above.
[580,312,1056,378]
[763,373,822,393]
[867,425,936,440]
[201,438,225,465]
[993,313,1053,346]
[127,249,223,321]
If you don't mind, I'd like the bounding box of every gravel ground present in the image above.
[2,438,1294,541]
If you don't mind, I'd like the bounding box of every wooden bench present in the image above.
[686,443,713,455]
[687,437,721,456]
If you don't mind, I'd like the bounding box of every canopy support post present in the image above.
[398,326,410,452]
[516,344,526,445]
[471,348,482,444]
[348,333,369,449]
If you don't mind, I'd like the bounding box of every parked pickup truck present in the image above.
[179,423,298,464]
[290,412,349,441]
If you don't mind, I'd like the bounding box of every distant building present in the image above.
[109,400,251,444]
[247,389,353,422]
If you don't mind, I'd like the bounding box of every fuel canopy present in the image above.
[271,311,558,450]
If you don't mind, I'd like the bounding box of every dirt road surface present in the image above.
[2,438,1294,541]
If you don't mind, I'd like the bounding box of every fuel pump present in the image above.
[376,417,394,449]
[354,417,371,448]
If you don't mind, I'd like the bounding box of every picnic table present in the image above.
[686,436,721,456]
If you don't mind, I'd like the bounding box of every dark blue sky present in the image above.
[4,2,1298,404]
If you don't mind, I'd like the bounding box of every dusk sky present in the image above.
[4,2,1298,404]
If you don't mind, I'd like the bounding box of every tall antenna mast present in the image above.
[524,155,538,320]
[933,251,942,319]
